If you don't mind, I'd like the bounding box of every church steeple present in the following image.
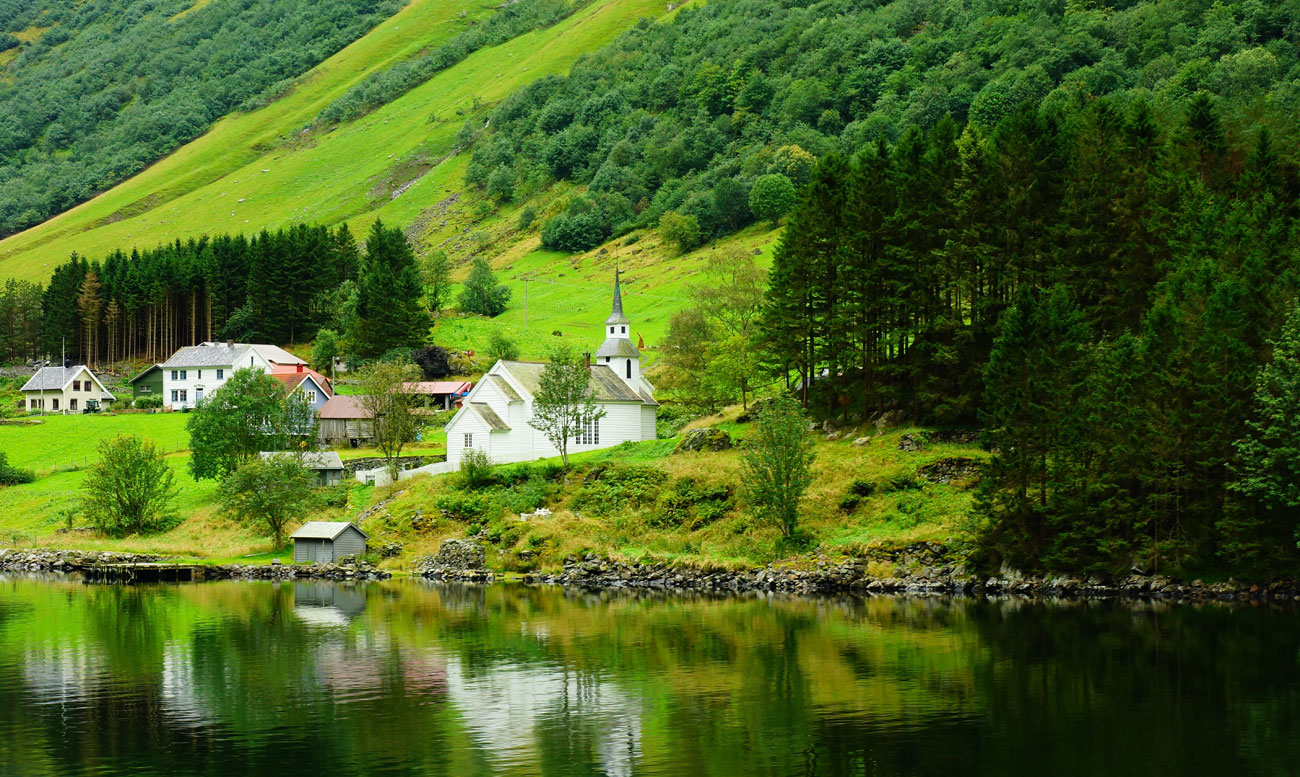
[595,269,641,386]
[605,268,629,327]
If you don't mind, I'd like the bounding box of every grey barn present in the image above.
[290,521,368,563]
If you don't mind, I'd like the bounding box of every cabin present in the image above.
[290,521,368,563]
[318,395,375,446]
[257,450,346,486]
[128,364,164,400]
[20,365,116,414]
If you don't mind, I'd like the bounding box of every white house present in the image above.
[159,342,305,410]
[444,274,657,467]
[20,365,116,414]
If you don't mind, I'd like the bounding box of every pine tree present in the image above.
[352,220,428,359]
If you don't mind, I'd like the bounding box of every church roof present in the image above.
[605,272,629,326]
[595,337,641,359]
[469,402,511,430]
[497,361,650,403]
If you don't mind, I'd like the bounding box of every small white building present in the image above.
[444,274,657,467]
[20,365,116,414]
[158,342,306,410]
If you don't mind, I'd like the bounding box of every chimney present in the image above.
[297,363,303,373]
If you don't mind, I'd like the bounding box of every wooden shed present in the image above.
[317,395,375,446]
[290,521,368,563]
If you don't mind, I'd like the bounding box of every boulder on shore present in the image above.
[674,427,732,454]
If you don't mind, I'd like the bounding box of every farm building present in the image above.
[318,395,374,446]
[128,364,164,399]
[402,381,472,410]
[290,522,368,563]
[257,451,346,486]
[20,365,116,413]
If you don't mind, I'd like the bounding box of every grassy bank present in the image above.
[0,407,983,571]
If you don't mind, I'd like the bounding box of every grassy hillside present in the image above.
[0,0,675,282]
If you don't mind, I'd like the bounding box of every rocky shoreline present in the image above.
[421,540,1300,603]
[0,549,391,581]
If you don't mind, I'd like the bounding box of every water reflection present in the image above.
[0,577,1294,776]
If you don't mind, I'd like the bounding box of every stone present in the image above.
[825,431,841,441]
[916,457,981,484]
[874,409,906,429]
[850,436,872,448]
[674,427,732,454]
[897,433,923,452]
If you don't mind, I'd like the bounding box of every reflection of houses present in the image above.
[317,395,374,446]
[402,381,472,411]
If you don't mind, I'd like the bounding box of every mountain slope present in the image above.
[0,0,672,281]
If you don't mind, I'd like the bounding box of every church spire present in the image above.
[605,269,629,326]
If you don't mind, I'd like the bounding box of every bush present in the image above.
[655,477,732,528]
[748,173,797,224]
[659,210,703,253]
[458,257,511,316]
[133,395,163,409]
[487,329,520,362]
[571,463,668,515]
[849,479,876,497]
[518,205,538,230]
[81,435,178,536]
[0,452,35,486]
[459,448,496,489]
[435,490,494,521]
[656,403,698,438]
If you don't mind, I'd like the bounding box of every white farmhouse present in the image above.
[444,274,657,467]
[20,365,115,413]
[159,342,306,410]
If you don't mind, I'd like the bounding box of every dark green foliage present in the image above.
[220,454,315,548]
[0,0,404,236]
[571,463,668,515]
[132,396,163,410]
[0,451,34,485]
[186,369,318,481]
[434,490,496,521]
[351,220,428,358]
[748,174,797,224]
[740,396,814,538]
[655,477,732,529]
[413,345,452,379]
[458,448,496,490]
[457,258,511,317]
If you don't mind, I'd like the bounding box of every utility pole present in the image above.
[523,279,529,330]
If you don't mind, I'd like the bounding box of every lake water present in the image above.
[0,577,1295,776]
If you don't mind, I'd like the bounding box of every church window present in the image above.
[626,360,631,379]
[577,418,600,445]
[464,433,473,449]
[621,326,626,334]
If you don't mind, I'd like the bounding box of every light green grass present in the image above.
[0,0,673,281]
[0,413,191,473]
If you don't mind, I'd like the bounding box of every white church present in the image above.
[443,274,658,467]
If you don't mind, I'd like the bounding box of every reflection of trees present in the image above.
[0,578,1297,775]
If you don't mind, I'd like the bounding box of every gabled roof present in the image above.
[20,366,113,399]
[468,402,510,430]
[258,451,345,470]
[495,361,650,403]
[161,343,250,368]
[127,364,163,384]
[290,521,367,540]
[487,375,521,402]
[270,365,333,397]
[402,381,472,395]
[318,395,372,419]
[160,342,306,369]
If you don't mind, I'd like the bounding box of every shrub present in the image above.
[459,448,496,489]
[518,205,537,230]
[571,463,668,515]
[133,395,163,409]
[849,479,876,497]
[487,329,520,362]
[740,396,814,538]
[434,490,494,521]
[0,452,35,486]
[458,257,511,316]
[748,173,797,224]
[656,477,732,529]
[659,210,703,253]
[81,435,178,536]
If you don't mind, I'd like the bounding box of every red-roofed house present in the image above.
[271,364,334,411]
[402,381,472,410]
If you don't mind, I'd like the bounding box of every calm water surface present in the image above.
[0,576,1295,776]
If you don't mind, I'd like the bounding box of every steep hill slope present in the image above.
[0,0,674,281]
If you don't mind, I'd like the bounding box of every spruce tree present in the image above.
[352,220,429,359]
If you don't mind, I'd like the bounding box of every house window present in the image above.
[217,369,224,380]
[171,390,178,402]
[464,433,473,449]
[181,370,187,380]
[70,399,77,411]
[180,390,187,402]
[577,418,599,445]
[52,398,59,411]
[171,370,177,380]
[72,380,80,391]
